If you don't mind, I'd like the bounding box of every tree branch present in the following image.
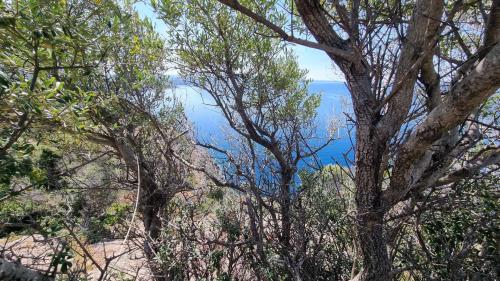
[434,147,500,187]
[385,44,500,206]
[376,0,445,140]
[215,0,355,61]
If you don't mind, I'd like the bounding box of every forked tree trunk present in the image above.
[213,1,499,280]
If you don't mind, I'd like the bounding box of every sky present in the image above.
[134,3,345,82]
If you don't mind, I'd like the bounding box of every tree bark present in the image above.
[213,1,500,280]
[353,128,391,281]
[141,183,168,281]
[109,138,171,281]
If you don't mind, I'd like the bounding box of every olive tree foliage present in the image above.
[1,1,192,279]
[135,164,356,281]
[0,0,113,198]
[182,0,500,280]
[154,0,356,279]
[0,0,132,279]
[65,6,196,280]
[395,175,499,280]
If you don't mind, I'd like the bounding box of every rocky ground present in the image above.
[1,234,153,280]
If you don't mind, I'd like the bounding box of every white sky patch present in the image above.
[292,45,345,82]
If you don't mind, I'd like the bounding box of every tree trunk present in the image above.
[353,115,391,281]
[279,171,295,280]
[113,139,172,281]
[141,181,169,281]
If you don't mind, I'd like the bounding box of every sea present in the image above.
[175,80,355,167]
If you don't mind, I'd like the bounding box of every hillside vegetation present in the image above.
[0,0,498,281]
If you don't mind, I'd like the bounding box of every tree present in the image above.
[2,0,498,280]
[0,0,113,200]
[174,0,500,280]
[67,7,195,280]
[158,0,339,278]
[1,1,192,279]
[0,0,130,279]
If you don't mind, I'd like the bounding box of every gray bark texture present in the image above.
[216,0,500,280]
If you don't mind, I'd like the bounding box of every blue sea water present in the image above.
[176,81,355,166]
